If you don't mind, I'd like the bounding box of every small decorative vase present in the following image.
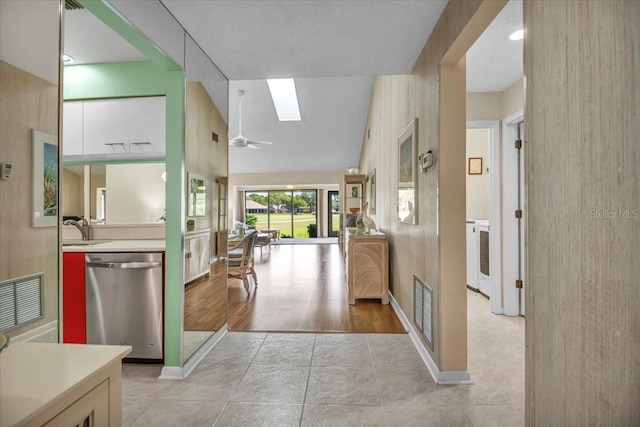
[186,220,195,231]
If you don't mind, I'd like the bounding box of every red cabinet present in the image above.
[62,252,86,343]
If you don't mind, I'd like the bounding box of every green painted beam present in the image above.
[77,0,181,71]
[63,4,187,367]
[163,71,186,367]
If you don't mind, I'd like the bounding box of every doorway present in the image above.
[327,191,339,237]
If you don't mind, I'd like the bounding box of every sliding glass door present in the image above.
[245,189,317,239]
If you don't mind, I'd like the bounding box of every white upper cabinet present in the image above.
[128,97,165,156]
[63,96,166,161]
[82,99,130,156]
[62,101,83,156]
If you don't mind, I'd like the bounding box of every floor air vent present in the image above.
[413,275,433,350]
[0,273,44,331]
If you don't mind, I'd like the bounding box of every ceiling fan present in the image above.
[228,89,273,149]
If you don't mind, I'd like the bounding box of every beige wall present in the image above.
[467,78,524,121]
[229,170,342,238]
[105,163,166,223]
[466,128,490,219]
[185,81,228,244]
[61,168,83,217]
[0,60,59,337]
[360,0,507,371]
[524,0,639,424]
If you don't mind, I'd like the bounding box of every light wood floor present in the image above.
[184,260,227,331]
[227,244,406,333]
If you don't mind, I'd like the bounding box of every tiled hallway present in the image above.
[122,291,524,426]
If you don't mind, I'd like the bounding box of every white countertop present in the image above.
[62,239,166,252]
[0,342,131,426]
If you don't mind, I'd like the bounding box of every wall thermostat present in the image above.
[418,150,435,173]
[0,163,12,180]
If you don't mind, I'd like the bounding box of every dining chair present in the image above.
[227,230,258,295]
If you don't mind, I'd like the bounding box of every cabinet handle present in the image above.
[104,142,125,146]
[86,261,161,269]
[130,141,151,145]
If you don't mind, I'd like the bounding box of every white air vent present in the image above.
[0,273,44,331]
[414,275,433,350]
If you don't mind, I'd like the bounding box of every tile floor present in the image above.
[122,290,524,426]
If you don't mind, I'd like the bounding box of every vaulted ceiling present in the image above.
[65,1,523,174]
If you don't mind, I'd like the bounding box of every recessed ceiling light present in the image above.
[63,54,74,64]
[508,29,524,41]
[267,78,301,121]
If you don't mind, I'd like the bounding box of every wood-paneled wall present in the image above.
[185,81,228,236]
[359,0,508,371]
[0,60,59,337]
[524,0,640,424]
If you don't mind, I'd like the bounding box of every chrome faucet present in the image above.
[63,218,91,241]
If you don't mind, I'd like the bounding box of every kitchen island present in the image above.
[0,342,130,426]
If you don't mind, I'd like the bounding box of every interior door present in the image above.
[328,191,339,237]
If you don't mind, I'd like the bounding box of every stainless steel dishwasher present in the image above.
[85,252,163,360]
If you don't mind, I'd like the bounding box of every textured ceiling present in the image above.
[161,0,448,79]
[65,0,523,175]
[466,0,523,92]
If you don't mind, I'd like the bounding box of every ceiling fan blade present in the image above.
[246,139,273,145]
[247,144,259,150]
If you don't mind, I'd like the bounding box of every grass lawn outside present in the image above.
[252,212,317,238]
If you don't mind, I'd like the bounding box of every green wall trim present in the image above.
[163,71,186,367]
[64,61,167,100]
[78,0,181,71]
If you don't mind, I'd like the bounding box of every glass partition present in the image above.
[183,34,229,362]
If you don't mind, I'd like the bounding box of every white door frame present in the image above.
[466,120,502,315]
[501,110,525,316]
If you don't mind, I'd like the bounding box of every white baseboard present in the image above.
[388,292,473,385]
[159,325,228,380]
[10,320,58,343]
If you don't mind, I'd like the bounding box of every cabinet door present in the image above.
[83,99,130,156]
[128,96,166,158]
[188,237,198,280]
[44,380,109,427]
[198,234,210,275]
[63,101,83,156]
[184,237,192,284]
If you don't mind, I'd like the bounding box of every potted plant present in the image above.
[307,223,317,237]
[186,219,195,231]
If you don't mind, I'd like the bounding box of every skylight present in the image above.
[267,78,301,121]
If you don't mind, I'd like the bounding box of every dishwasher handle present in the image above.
[86,261,162,269]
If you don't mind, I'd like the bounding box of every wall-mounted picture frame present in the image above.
[369,169,376,214]
[468,157,483,175]
[187,172,207,216]
[32,130,58,227]
[398,119,417,224]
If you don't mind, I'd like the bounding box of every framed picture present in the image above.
[398,119,417,224]
[32,130,58,227]
[468,157,483,175]
[369,169,376,214]
[187,172,207,216]
[349,184,359,198]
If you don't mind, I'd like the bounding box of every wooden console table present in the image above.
[345,227,389,305]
